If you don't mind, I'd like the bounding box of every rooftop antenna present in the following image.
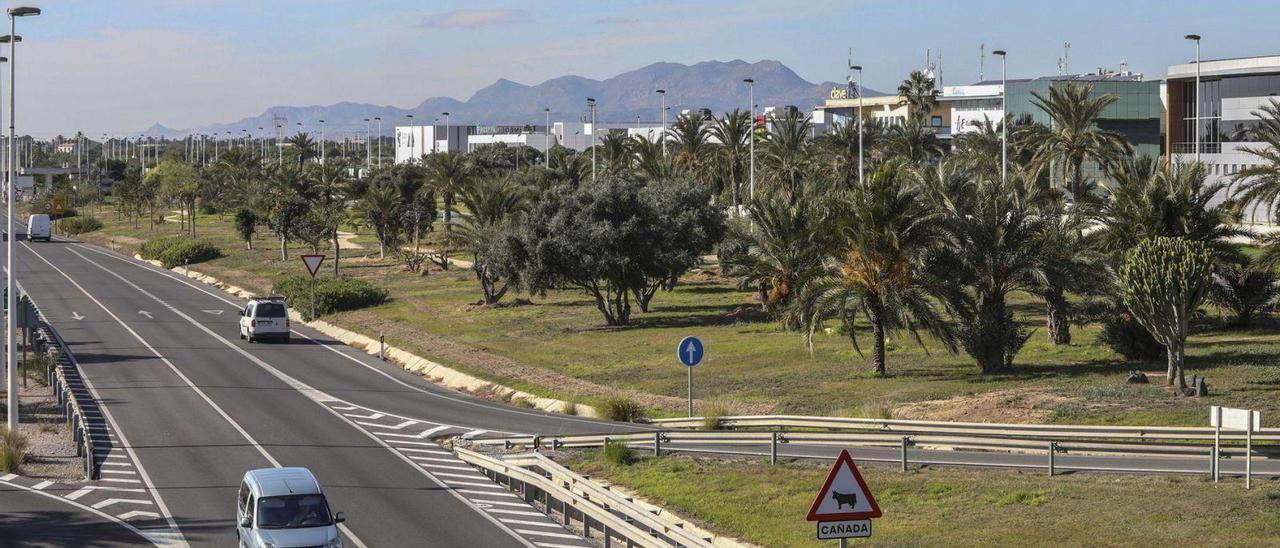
[1119,60,1129,74]
[938,49,943,88]
[979,43,985,81]
[1057,41,1071,75]
[846,47,857,98]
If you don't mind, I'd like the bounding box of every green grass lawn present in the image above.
[74,203,1280,424]
[567,452,1280,547]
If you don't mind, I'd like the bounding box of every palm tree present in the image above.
[668,113,716,194]
[816,116,886,189]
[709,109,751,210]
[284,133,318,168]
[547,147,591,186]
[357,176,403,259]
[630,136,673,180]
[262,164,312,261]
[1210,261,1280,327]
[896,70,938,122]
[761,110,812,200]
[724,194,827,329]
[795,164,955,375]
[423,150,472,232]
[951,119,1004,181]
[1231,99,1280,223]
[882,120,942,167]
[313,161,352,275]
[453,176,529,304]
[1022,82,1132,198]
[598,133,632,176]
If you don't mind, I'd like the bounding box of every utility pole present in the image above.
[586,98,596,181]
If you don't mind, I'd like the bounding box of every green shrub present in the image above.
[158,239,222,269]
[59,216,104,236]
[561,401,578,416]
[1097,304,1164,362]
[0,427,26,473]
[272,275,390,319]
[701,404,731,430]
[600,395,647,423]
[139,235,186,261]
[601,440,636,465]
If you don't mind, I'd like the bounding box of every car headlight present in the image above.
[327,537,343,548]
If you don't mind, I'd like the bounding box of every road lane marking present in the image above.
[473,499,535,508]
[0,473,16,481]
[0,478,177,546]
[516,529,581,539]
[92,498,153,509]
[502,519,564,528]
[32,480,54,490]
[419,425,453,438]
[487,508,545,517]
[446,480,505,489]
[118,510,162,520]
[459,489,517,497]
[408,457,459,464]
[64,246,529,548]
[398,447,451,455]
[65,486,146,500]
[415,463,475,472]
[358,419,418,430]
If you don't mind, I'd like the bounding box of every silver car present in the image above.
[237,467,344,548]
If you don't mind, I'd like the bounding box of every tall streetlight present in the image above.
[586,98,597,181]
[5,6,37,433]
[544,107,550,167]
[655,89,666,157]
[742,78,755,202]
[1185,34,1201,163]
[993,49,1008,184]
[319,119,326,165]
[258,126,264,159]
[441,112,449,154]
[374,117,382,168]
[362,118,370,169]
[849,66,865,187]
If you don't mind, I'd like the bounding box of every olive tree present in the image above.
[1119,236,1215,393]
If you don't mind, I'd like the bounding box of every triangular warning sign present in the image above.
[807,449,882,521]
[301,254,325,277]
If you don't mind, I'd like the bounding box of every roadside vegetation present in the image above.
[51,74,1280,423]
[567,452,1280,547]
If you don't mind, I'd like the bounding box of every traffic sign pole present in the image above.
[300,254,325,321]
[687,366,693,418]
[310,277,316,322]
[677,336,704,418]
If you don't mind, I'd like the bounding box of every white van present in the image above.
[239,297,291,343]
[237,467,344,548]
[27,214,49,242]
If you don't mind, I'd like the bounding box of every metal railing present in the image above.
[455,447,696,547]
[1170,141,1222,155]
[29,295,99,480]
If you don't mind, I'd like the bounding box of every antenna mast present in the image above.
[980,43,985,81]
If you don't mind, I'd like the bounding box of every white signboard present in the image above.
[1211,406,1260,432]
[818,520,871,540]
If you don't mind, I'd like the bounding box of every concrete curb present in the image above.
[133,254,599,418]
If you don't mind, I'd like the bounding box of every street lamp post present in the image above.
[743,78,755,202]
[587,98,597,181]
[993,49,1008,184]
[848,67,865,187]
[655,89,666,157]
[544,108,550,168]
[319,119,325,165]
[1185,34,1201,162]
[441,112,449,154]
[374,117,382,168]
[362,118,370,169]
[5,6,37,433]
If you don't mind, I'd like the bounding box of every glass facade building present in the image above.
[1005,76,1164,158]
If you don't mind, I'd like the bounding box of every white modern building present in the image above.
[393,125,468,164]
[1166,55,1280,223]
[467,125,553,154]
[940,82,1007,136]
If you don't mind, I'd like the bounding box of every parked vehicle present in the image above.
[237,467,344,548]
[239,297,291,343]
[27,214,50,242]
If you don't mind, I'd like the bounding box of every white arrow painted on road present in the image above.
[202,309,224,315]
[117,510,161,520]
[71,311,84,321]
[137,310,153,319]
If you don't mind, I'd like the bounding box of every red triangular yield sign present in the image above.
[301,254,325,277]
[806,449,882,521]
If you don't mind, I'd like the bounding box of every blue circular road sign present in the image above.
[678,336,704,367]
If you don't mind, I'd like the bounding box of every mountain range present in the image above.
[133,60,882,139]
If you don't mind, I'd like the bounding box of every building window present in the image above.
[931,116,943,127]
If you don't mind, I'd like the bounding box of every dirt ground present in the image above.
[1,375,82,480]
[891,387,1112,423]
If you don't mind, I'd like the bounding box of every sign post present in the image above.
[51,196,65,218]
[677,336,703,417]
[300,254,325,321]
[1211,406,1261,488]
[808,449,881,543]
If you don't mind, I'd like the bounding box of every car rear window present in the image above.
[255,303,287,318]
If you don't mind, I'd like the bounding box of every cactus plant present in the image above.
[1119,237,1214,392]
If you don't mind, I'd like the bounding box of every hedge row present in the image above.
[59,216,103,236]
[272,275,389,319]
[139,236,223,269]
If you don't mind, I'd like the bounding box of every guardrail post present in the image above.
[379,332,385,361]
[1048,441,1056,476]
[73,424,82,456]
[900,436,909,472]
[770,431,778,465]
[603,526,612,548]
[653,432,662,457]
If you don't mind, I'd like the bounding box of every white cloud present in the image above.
[418,9,528,30]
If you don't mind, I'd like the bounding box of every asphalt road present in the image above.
[4,228,640,547]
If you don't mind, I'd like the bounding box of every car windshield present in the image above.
[255,303,287,318]
[256,494,332,529]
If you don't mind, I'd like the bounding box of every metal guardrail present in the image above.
[499,451,714,548]
[455,447,680,548]
[26,294,98,480]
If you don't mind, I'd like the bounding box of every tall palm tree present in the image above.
[357,176,402,259]
[598,133,632,176]
[452,176,529,304]
[423,150,472,232]
[1231,99,1280,223]
[795,164,955,375]
[816,116,885,189]
[667,113,715,192]
[630,135,673,180]
[896,70,938,123]
[761,110,813,200]
[1022,82,1132,198]
[724,194,827,329]
[547,147,591,186]
[882,120,942,167]
[284,133,318,168]
[709,109,751,210]
[951,119,1004,181]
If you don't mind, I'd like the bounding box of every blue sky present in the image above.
[16,0,1280,136]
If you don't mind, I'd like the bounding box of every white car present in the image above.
[237,467,344,548]
[239,297,291,343]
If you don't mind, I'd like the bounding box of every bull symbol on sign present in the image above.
[832,491,858,509]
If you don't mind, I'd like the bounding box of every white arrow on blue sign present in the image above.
[678,336,704,367]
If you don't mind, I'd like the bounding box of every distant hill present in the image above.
[133,60,882,139]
